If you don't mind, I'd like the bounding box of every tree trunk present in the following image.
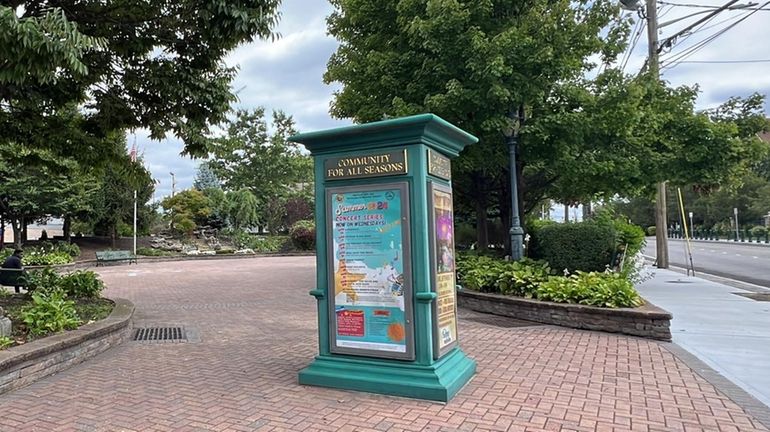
[582,201,592,221]
[111,223,117,249]
[21,217,27,243]
[11,218,21,249]
[0,215,4,251]
[63,216,72,242]
[564,204,569,222]
[474,198,489,251]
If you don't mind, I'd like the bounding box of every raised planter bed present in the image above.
[457,290,672,341]
[0,298,134,395]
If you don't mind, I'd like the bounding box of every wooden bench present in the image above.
[0,268,27,293]
[95,250,137,266]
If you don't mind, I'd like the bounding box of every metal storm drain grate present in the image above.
[734,292,770,302]
[133,327,187,343]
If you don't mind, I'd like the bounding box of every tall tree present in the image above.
[324,0,764,250]
[193,161,221,191]
[208,108,312,218]
[1,1,281,156]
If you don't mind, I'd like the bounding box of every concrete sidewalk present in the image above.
[637,268,770,410]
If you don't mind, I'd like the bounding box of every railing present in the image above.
[667,227,770,243]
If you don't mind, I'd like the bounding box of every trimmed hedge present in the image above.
[530,223,615,273]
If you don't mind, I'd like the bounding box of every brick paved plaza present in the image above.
[0,257,766,431]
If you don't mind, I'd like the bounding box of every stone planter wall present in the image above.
[457,290,672,341]
[0,298,134,395]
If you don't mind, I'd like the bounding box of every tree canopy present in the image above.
[324,0,766,248]
[0,0,281,156]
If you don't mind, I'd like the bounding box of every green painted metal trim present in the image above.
[308,289,324,298]
[298,348,476,402]
[289,114,478,157]
[415,292,437,302]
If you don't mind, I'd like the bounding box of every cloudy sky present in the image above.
[135,0,770,203]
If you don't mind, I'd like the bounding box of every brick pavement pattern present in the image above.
[0,257,766,432]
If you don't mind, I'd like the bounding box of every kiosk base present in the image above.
[298,348,476,402]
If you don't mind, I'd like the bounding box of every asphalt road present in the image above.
[643,238,770,288]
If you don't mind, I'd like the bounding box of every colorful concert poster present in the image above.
[331,188,409,355]
[432,187,458,354]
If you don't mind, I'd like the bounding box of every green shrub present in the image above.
[249,236,288,253]
[117,221,134,237]
[750,226,767,238]
[23,251,71,266]
[55,242,81,258]
[457,253,641,308]
[535,271,642,308]
[529,222,615,273]
[222,228,251,249]
[456,255,506,292]
[21,289,81,336]
[136,247,171,256]
[612,220,646,257]
[0,336,12,350]
[495,259,551,297]
[290,220,316,250]
[58,271,105,299]
[23,267,62,293]
[646,226,656,236]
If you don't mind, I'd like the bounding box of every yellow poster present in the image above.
[432,188,457,352]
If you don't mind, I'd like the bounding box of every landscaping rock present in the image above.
[0,316,11,338]
[234,248,255,255]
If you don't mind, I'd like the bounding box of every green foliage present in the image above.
[193,162,221,191]
[251,236,288,253]
[324,0,766,254]
[289,220,316,250]
[456,253,641,308]
[23,267,61,293]
[646,226,656,236]
[1,2,281,157]
[220,229,288,253]
[0,336,12,350]
[208,109,313,221]
[455,255,507,293]
[535,272,642,308]
[227,189,259,230]
[530,223,615,273]
[21,289,81,337]
[58,271,104,299]
[751,226,767,237]
[162,189,212,236]
[136,247,172,257]
[0,287,10,298]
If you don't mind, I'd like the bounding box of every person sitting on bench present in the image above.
[2,248,24,293]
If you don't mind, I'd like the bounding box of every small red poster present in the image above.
[336,309,365,337]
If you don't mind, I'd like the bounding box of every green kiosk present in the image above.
[291,114,477,402]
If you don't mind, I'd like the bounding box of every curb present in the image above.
[664,343,770,429]
[642,254,770,293]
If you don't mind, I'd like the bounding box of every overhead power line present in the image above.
[676,59,770,63]
[661,0,770,70]
[659,1,770,10]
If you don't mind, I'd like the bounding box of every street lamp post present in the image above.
[688,211,694,238]
[507,107,525,261]
[734,207,740,241]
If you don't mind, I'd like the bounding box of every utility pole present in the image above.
[644,0,671,269]
[170,172,176,197]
